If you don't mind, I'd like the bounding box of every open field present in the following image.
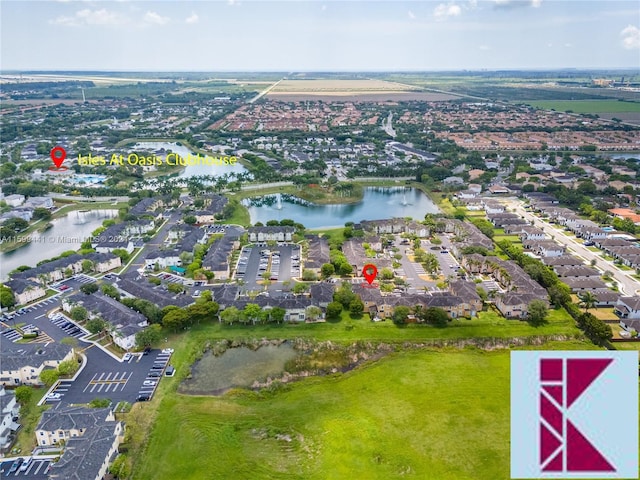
[523,99,640,114]
[271,79,420,92]
[266,79,459,102]
[133,340,601,480]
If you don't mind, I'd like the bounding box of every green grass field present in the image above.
[523,99,640,114]
[133,340,601,480]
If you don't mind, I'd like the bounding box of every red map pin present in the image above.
[362,263,378,285]
[50,146,66,169]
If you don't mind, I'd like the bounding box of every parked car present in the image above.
[136,394,150,402]
[143,347,151,355]
[9,458,23,474]
[148,371,161,378]
[143,380,157,387]
[162,348,174,354]
[46,393,62,399]
[123,353,132,361]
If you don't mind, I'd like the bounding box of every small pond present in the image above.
[179,343,297,395]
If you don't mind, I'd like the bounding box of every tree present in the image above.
[392,306,411,324]
[167,283,184,294]
[380,268,394,280]
[86,318,107,334]
[14,386,32,405]
[527,299,548,326]
[292,283,309,295]
[220,306,240,325]
[80,283,99,295]
[109,454,131,479]
[183,215,197,225]
[302,269,318,281]
[334,282,356,308]
[111,248,131,264]
[578,291,598,313]
[349,296,364,317]
[326,301,343,321]
[58,359,79,376]
[101,284,121,300]
[81,259,94,273]
[306,306,323,321]
[40,369,60,387]
[243,303,262,325]
[320,263,335,279]
[424,307,449,326]
[70,306,88,322]
[162,309,189,332]
[269,307,286,324]
[135,324,163,349]
[0,285,15,308]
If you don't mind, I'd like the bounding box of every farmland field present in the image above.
[133,340,601,480]
[523,99,640,114]
[266,79,460,101]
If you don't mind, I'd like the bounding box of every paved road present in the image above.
[123,211,180,274]
[248,78,284,104]
[382,112,396,138]
[508,200,640,296]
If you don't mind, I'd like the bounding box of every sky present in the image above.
[1,0,639,71]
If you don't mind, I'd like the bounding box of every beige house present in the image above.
[0,343,74,386]
[4,279,46,305]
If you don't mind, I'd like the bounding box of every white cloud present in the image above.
[620,25,640,50]
[50,8,129,26]
[185,12,199,24]
[408,10,416,20]
[228,0,240,5]
[479,45,491,50]
[564,43,572,48]
[493,0,543,9]
[434,3,462,20]
[321,4,327,11]
[143,11,169,26]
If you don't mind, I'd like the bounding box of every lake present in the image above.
[179,344,297,395]
[243,187,440,229]
[131,142,247,178]
[1,209,118,281]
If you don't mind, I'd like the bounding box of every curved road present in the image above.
[507,200,640,296]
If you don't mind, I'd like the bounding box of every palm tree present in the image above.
[578,291,598,313]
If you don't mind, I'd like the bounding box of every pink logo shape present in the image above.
[539,358,615,473]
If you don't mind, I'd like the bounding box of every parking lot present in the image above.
[48,313,87,339]
[0,458,52,479]
[50,273,96,293]
[235,244,301,289]
[45,348,173,405]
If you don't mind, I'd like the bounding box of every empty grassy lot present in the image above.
[133,340,600,480]
[523,99,640,114]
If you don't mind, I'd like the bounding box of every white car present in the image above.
[162,348,174,354]
[143,380,157,387]
[123,353,132,361]
[46,393,62,399]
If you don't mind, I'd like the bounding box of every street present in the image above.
[508,200,640,296]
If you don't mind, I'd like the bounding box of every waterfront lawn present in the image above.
[133,340,599,480]
[218,198,251,226]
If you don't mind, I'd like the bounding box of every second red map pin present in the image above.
[50,146,67,169]
[362,263,378,285]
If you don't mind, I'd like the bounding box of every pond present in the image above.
[243,186,440,229]
[179,343,297,395]
[1,209,118,281]
[131,141,247,178]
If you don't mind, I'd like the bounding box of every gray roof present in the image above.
[4,278,42,295]
[118,277,192,309]
[0,343,72,373]
[618,296,640,311]
[67,292,146,331]
[11,254,84,280]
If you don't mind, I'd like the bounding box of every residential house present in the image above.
[0,386,19,451]
[248,226,295,243]
[615,297,640,332]
[117,274,192,309]
[37,406,124,480]
[304,235,330,272]
[63,292,148,350]
[0,343,73,386]
[4,278,46,305]
[144,249,182,269]
[449,280,482,317]
[522,240,565,257]
[23,196,54,209]
[553,265,601,279]
[10,254,84,285]
[4,194,25,207]
[202,233,240,280]
[562,277,608,293]
[495,293,543,319]
[85,252,122,273]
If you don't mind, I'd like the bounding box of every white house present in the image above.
[0,343,74,386]
[615,297,640,332]
[0,386,20,450]
[4,194,25,207]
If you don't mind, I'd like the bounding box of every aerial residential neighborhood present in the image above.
[1,1,639,478]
